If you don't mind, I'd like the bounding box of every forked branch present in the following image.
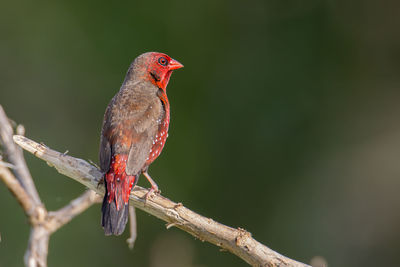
[0,106,101,267]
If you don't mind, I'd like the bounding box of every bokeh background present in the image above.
[1,0,400,266]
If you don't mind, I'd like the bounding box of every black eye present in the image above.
[158,57,168,66]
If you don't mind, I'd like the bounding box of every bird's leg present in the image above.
[142,171,160,199]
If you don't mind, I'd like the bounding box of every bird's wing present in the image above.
[99,89,163,176]
[99,103,112,173]
[125,99,162,176]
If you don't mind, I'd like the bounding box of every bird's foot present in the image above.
[144,185,160,201]
[142,171,160,201]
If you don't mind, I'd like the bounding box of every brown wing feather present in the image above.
[99,104,112,173]
[99,82,163,176]
[125,100,162,175]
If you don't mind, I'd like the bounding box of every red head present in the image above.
[130,52,183,91]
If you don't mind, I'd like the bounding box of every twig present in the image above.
[46,190,102,233]
[0,160,15,169]
[0,106,41,205]
[126,206,137,249]
[0,164,35,216]
[13,134,310,267]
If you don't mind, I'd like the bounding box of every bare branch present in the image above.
[46,190,101,233]
[126,206,137,249]
[24,227,49,267]
[13,135,310,267]
[0,164,35,215]
[13,134,103,187]
[0,160,15,169]
[0,106,41,205]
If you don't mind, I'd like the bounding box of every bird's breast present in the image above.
[146,116,169,165]
[145,91,170,165]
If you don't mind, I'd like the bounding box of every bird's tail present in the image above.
[101,195,129,236]
[101,154,137,236]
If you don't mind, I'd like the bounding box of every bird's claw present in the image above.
[143,187,160,201]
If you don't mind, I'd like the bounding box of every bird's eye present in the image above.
[158,57,168,66]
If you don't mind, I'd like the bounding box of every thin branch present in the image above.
[24,227,49,267]
[46,190,102,233]
[0,160,16,169]
[13,135,310,267]
[0,106,41,205]
[126,206,137,249]
[0,164,35,215]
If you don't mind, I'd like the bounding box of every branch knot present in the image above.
[235,228,252,251]
[29,205,48,226]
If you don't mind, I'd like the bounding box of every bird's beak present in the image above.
[169,59,184,70]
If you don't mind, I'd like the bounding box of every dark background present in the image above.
[1,1,400,266]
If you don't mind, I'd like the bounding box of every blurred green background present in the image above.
[1,0,400,266]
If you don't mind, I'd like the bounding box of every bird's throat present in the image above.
[150,70,173,90]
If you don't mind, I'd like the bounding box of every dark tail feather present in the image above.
[101,194,129,236]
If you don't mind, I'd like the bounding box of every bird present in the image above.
[99,52,183,235]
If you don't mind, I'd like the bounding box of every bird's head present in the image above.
[130,52,183,91]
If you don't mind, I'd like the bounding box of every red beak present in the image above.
[168,58,184,70]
